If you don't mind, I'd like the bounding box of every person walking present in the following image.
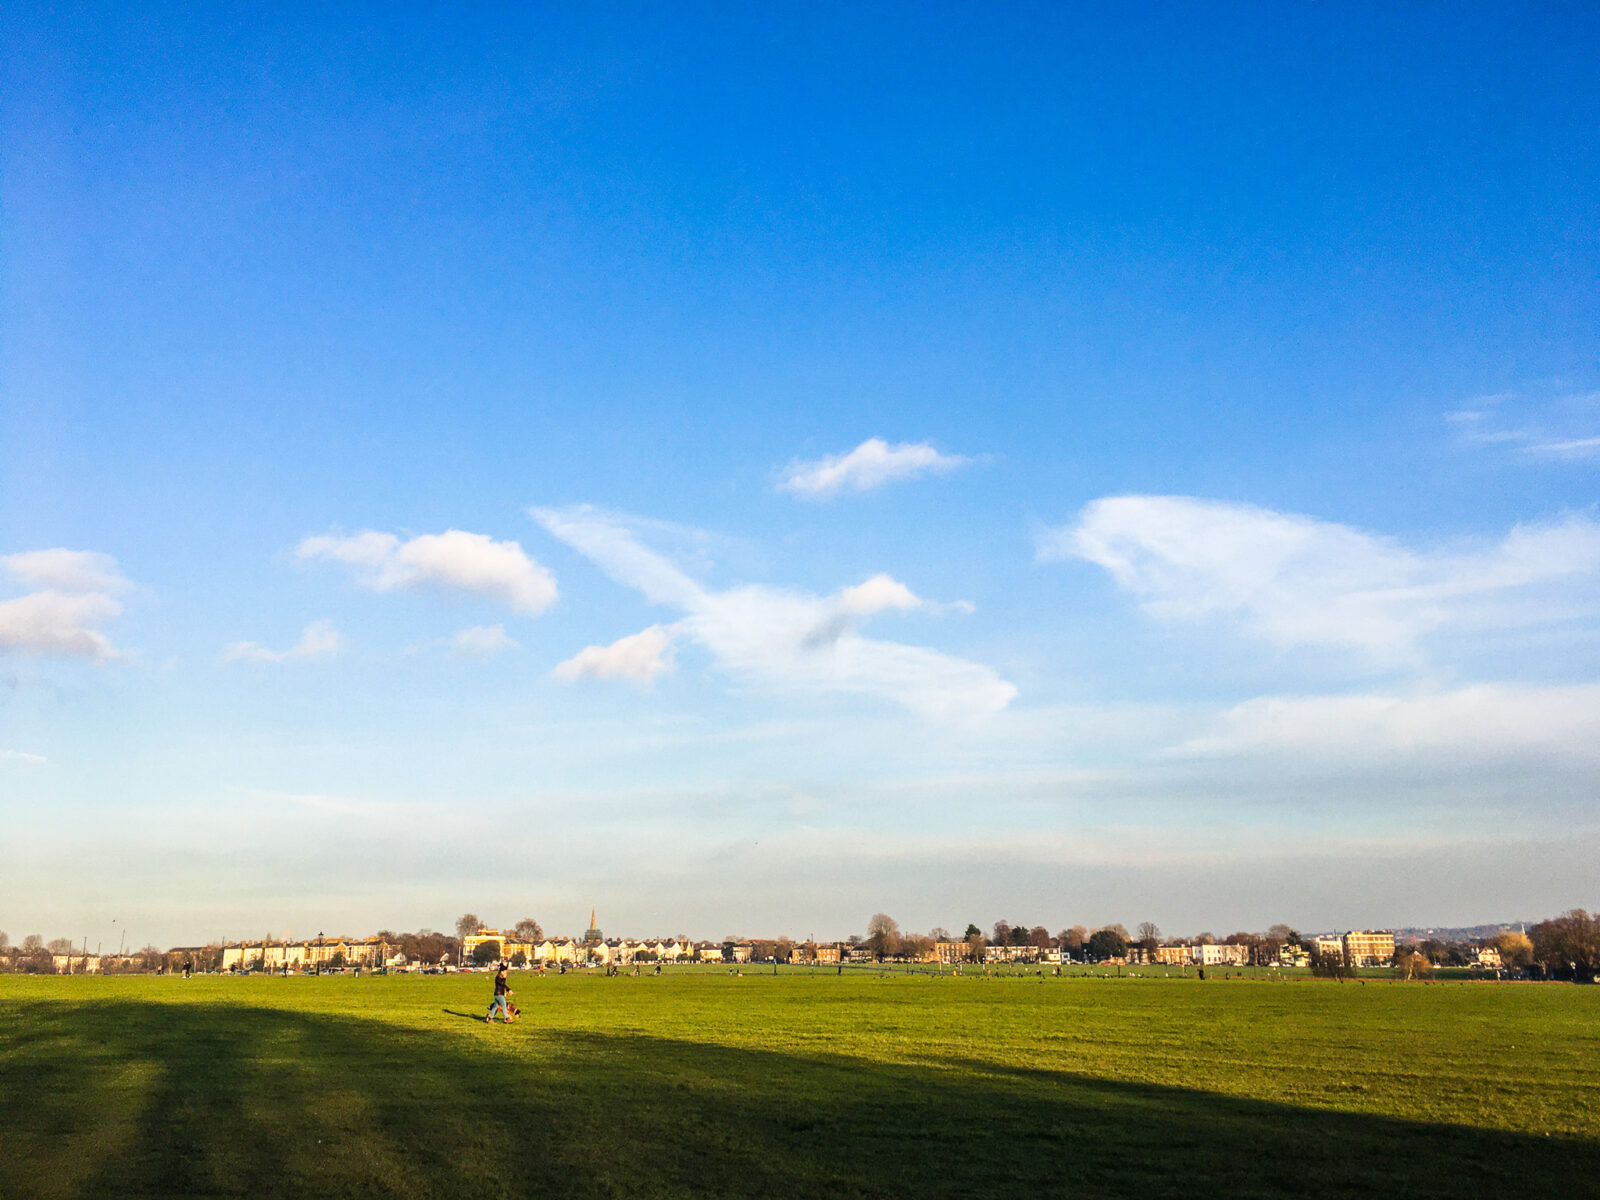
[485,963,513,1023]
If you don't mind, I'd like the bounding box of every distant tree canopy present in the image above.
[456,914,484,940]
[963,923,981,939]
[471,940,502,966]
[1491,931,1534,968]
[1395,949,1433,980]
[1087,928,1127,961]
[866,913,901,961]
[397,929,453,965]
[1310,946,1352,980]
[1531,909,1600,975]
[964,930,986,961]
[1136,922,1161,951]
[513,918,543,941]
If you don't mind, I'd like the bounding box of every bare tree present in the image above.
[1395,949,1433,981]
[1531,909,1600,976]
[929,926,952,942]
[991,920,1012,947]
[1136,922,1161,954]
[1028,926,1052,949]
[513,917,544,941]
[455,913,484,940]
[866,913,901,961]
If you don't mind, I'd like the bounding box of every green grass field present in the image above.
[3,968,1597,1199]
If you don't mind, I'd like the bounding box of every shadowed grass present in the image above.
[2,972,1597,1198]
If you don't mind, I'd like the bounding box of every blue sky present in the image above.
[4,4,1598,949]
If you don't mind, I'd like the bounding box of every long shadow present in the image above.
[2,998,1595,1199]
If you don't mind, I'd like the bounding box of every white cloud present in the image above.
[1041,495,1600,657]
[533,506,1013,718]
[837,574,923,615]
[0,591,123,660]
[1165,683,1600,765]
[0,549,130,661]
[0,748,47,765]
[554,624,678,683]
[779,438,969,498]
[297,528,556,614]
[1,549,129,595]
[224,619,341,664]
[450,624,518,659]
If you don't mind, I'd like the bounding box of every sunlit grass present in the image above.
[3,968,1596,1198]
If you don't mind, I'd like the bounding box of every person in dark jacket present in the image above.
[485,964,513,1023]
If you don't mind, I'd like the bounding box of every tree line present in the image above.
[3,909,1597,976]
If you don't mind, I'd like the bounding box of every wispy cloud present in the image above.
[298,529,557,613]
[533,506,1014,718]
[1449,390,1600,460]
[224,619,341,664]
[0,748,47,765]
[1165,683,1600,764]
[0,549,130,661]
[449,624,518,659]
[1040,495,1600,658]
[554,624,678,683]
[779,438,970,498]
[226,785,418,819]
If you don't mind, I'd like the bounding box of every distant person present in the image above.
[183,959,193,979]
[485,964,513,1023]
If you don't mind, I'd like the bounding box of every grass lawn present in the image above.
[2,968,1597,1198]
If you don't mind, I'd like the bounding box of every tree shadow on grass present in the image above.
[1,999,1594,1200]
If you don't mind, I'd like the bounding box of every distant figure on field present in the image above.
[183,959,193,979]
[485,964,513,1023]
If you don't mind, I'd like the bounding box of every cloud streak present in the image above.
[1449,391,1600,461]
[1041,495,1600,658]
[1165,683,1600,765]
[779,438,969,498]
[224,620,341,664]
[533,506,1014,718]
[298,529,557,613]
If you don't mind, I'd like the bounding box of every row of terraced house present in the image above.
[198,928,1400,973]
